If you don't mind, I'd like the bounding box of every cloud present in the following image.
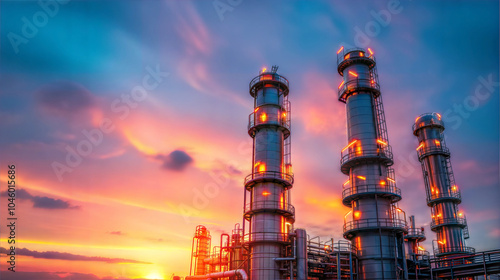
[0,247,151,264]
[1,189,79,210]
[156,150,194,171]
[36,81,96,118]
[109,231,123,235]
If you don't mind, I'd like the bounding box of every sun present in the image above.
[144,271,165,280]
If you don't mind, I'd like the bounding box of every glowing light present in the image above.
[357,176,366,180]
[338,80,345,89]
[354,211,361,218]
[262,191,271,196]
[344,210,352,219]
[254,162,261,168]
[415,116,421,123]
[343,180,350,186]
[435,189,439,194]
[254,107,260,112]
[144,271,165,280]
[418,246,424,251]
[416,143,424,150]
[458,212,463,217]
[337,46,344,54]
[348,71,358,77]
[324,245,330,250]
[436,113,441,120]
[262,67,267,73]
[438,240,445,245]
[437,214,442,217]
[282,112,287,118]
[452,185,457,191]
[434,140,441,146]
[387,177,395,183]
[356,145,362,155]
[344,53,350,59]
[431,188,435,193]
[396,208,402,213]
[258,163,266,172]
[380,180,386,186]
[377,139,388,146]
[260,113,267,122]
[342,139,358,152]
[368,48,374,55]
[359,52,364,57]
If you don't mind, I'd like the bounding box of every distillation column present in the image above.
[337,47,407,280]
[413,113,474,257]
[244,66,295,279]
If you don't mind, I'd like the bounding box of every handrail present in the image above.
[406,228,425,237]
[344,218,407,232]
[430,217,467,228]
[337,47,376,67]
[244,201,295,215]
[248,110,290,131]
[244,171,294,186]
[433,246,476,256]
[243,232,290,243]
[417,145,450,159]
[341,146,393,166]
[427,189,461,202]
[342,183,401,200]
[249,73,289,90]
[338,78,380,100]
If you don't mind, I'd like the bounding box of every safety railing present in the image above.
[337,47,376,68]
[340,146,393,167]
[244,171,294,187]
[430,217,467,229]
[249,73,289,96]
[406,228,426,239]
[434,246,476,256]
[338,78,380,101]
[412,112,444,132]
[344,218,407,233]
[426,189,461,204]
[243,201,295,218]
[243,232,291,243]
[342,183,401,204]
[417,145,450,159]
[248,109,290,132]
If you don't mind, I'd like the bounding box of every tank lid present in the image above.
[413,112,444,135]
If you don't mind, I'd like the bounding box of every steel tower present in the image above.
[336,47,407,280]
[244,66,295,279]
[413,113,474,257]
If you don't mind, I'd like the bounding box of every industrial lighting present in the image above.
[262,191,271,196]
[262,67,267,73]
[348,71,358,77]
[415,116,421,123]
[338,80,345,89]
[452,185,457,191]
[418,246,424,251]
[337,46,344,54]
[254,162,261,168]
[434,140,440,146]
[437,214,442,217]
[254,107,260,112]
[416,143,424,150]
[260,113,267,122]
[368,48,374,55]
[354,211,361,218]
[377,139,388,146]
[282,112,287,118]
[357,176,366,180]
[380,180,386,186]
[343,180,350,186]
[436,113,441,120]
[359,52,364,57]
[387,177,395,183]
[258,163,266,172]
[396,208,402,213]
[324,245,330,250]
[458,212,463,217]
[344,53,350,59]
[438,240,445,245]
[342,140,358,152]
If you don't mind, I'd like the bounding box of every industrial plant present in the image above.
[181,48,500,280]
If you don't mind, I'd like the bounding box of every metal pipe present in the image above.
[185,269,248,280]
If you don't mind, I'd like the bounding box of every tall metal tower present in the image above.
[336,47,407,280]
[244,66,295,279]
[413,113,474,257]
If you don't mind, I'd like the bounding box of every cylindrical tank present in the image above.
[337,47,407,280]
[245,67,295,279]
[191,225,211,276]
[413,113,473,257]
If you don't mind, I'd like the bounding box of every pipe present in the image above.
[296,228,307,280]
[185,269,248,280]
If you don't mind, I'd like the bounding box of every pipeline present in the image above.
[185,269,248,280]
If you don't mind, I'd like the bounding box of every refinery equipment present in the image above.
[181,50,500,280]
[413,113,473,257]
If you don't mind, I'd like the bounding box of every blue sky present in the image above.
[0,0,498,278]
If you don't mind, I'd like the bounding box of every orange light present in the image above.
[377,139,388,146]
[282,112,287,118]
[371,79,375,84]
[458,212,463,217]
[418,246,424,251]
[416,143,424,150]
[344,53,350,59]
[436,113,441,120]
[415,116,421,123]
[348,71,358,77]
[262,67,267,73]
[262,191,271,196]
[435,189,439,194]
[324,245,330,250]
[438,240,445,245]
[342,140,358,152]
[431,187,435,193]
[344,210,352,220]
[357,176,366,180]
[258,163,266,172]
[434,140,440,146]
[437,214,442,217]
[260,113,267,122]
[368,48,374,55]
[380,180,386,186]
[343,180,350,186]
[387,177,395,183]
[396,208,402,213]
[354,211,361,218]
[338,80,345,89]
[359,52,364,57]
[356,145,362,155]
[254,107,260,112]
[337,46,344,54]
[452,185,457,191]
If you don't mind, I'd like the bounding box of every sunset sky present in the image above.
[0,1,499,279]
